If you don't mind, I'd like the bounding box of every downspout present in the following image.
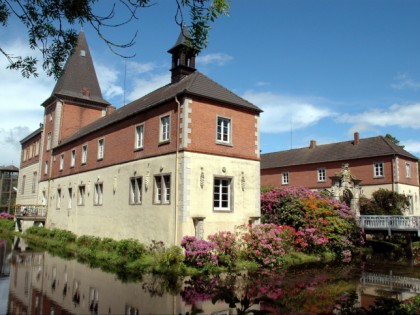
[174,96,181,246]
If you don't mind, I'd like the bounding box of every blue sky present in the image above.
[1,0,420,166]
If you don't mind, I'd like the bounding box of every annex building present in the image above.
[16,29,262,245]
[261,132,420,215]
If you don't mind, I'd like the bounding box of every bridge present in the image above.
[358,215,420,236]
[361,272,420,294]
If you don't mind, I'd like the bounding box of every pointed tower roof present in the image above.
[168,25,191,53]
[43,30,109,107]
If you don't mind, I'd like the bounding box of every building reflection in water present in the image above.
[6,237,420,315]
[6,238,236,315]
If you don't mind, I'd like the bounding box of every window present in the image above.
[68,188,72,209]
[406,163,411,178]
[59,154,64,171]
[35,140,39,156]
[47,132,52,150]
[21,175,26,195]
[81,145,87,164]
[97,139,104,160]
[214,178,232,211]
[57,188,61,209]
[373,162,384,177]
[23,148,27,161]
[160,115,170,142]
[408,195,414,214]
[135,125,144,149]
[44,161,48,175]
[217,117,231,144]
[70,149,76,167]
[29,145,33,158]
[317,168,326,182]
[154,175,170,204]
[94,183,103,205]
[32,172,37,193]
[78,185,85,206]
[282,172,289,185]
[129,177,142,204]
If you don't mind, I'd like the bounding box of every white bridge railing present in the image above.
[358,215,420,236]
[361,272,420,293]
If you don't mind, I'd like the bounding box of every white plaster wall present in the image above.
[395,183,420,215]
[178,152,260,242]
[44,154,177,245]
[15,163,40,206]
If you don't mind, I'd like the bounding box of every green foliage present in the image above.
[0,218,15,232]
[116,239,146,260]
[1,0,230,78]
[360,189,409,215]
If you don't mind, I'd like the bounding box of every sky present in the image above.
[1,0,420,167]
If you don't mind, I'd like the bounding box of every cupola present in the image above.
[168,26,197,84]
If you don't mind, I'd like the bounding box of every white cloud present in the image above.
[197,53,233,66]
[127,61,157,74]
[95,63,123,100]
[242,91,334,133]
[403,140,420,155]
[391,73,420,90]
[338,103,420,129]
[126,73,170,103]
[0,39,55,166]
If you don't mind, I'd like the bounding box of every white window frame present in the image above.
[97,139,104,160]
[68,187,72,209]
[373,162,384,178]
[317,168,326,182]
[32,172,37,193]
[81,144,88,164]
[154,175,170,204]
[21,175,26,195]
[213,177,232,212]
[282,172,289,185]
[135,124,144,150]
[78,185,85,206]
[159,115,170,143]
[94,182,103,206]
[44,161,48,175]
[129,177,142,204]
[216,116,231,144]
[57,188,61,209]
[406,163,411,178]
[59,154,64,171]
[70,149,76,167]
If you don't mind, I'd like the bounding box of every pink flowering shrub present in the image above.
[208,231,238,268]
[240,224,296,267]
[261,187,362,257]
[181,236,218,267]
[0,212,14,220]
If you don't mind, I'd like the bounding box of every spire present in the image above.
[168,26,197,84]
[50,30,108,106]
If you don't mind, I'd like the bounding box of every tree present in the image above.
[385,133,405,148]
[360,189,409,215]
[0,0,230,79]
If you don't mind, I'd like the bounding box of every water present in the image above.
[1,238,420,314]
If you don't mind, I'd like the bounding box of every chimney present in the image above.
[354,132,360,145]
[309,140,317,149]
[106,105,116,115]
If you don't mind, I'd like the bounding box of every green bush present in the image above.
[360,189,409,215]
[0,218,15,232]
[76,235,102,250]
[116,239,145,260]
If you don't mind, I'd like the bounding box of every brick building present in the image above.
[261,132,420,215]
[16,28,262,244]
